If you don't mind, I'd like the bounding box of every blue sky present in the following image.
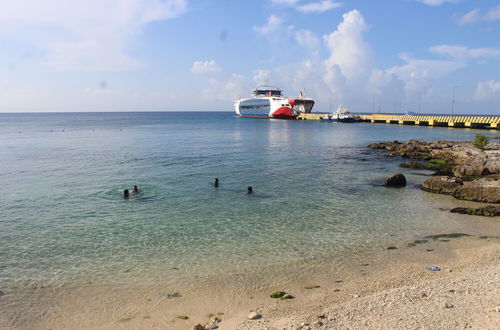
[1,0,499,114]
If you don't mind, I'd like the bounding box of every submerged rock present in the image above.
[450,205,500,217]
[385,173,407,187]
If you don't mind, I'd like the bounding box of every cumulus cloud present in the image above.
[323,10,372,83]
[414,0,459,6]
[253,70,271,85]
[296,1,343,13]
[474,80,500,100]
[0,0,187,71]
[191,60,221,74]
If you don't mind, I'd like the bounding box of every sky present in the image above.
[0,0,499,114]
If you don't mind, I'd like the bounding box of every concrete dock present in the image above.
[297,113,499,129]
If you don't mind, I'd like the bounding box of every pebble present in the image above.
[496,306,500,312]
[313,320,323,327]
[193,324,206,330]
[247,311,261,320]
[444,302,454,309]
[351,294,360,298]
[282,293,294,299]
[333,289,341,292]
[317,314,326,319]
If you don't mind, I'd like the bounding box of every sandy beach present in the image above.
[2,202,498,330]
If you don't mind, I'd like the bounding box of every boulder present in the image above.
[452,179,500,204]
[421,176,462,195]
[385,173,406,187]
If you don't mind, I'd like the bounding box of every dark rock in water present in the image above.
[423,233,470,240]
[387,246,398,250]
[385,173,407,187]
[305,285,320,289]
[167,292,182,298]
[414,239,429,244]
[0,291,5,297]
[450,205,500,217]
[407,243,416,247]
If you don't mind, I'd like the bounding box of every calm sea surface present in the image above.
[0,112,497,291]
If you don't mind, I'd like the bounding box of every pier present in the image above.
[297,113,500,129]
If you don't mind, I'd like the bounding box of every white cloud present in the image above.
[0,0,187,71]
[254,15,286,35]
[202,74,247,102]
[323,10,372,83]
[456,5,500,25]
[271,0,299,5]
[295,29,321,56]
[253,70,271,85]
[429,44,500,60]
[457,9,481,25]
[296,1,342,13]
[474,80,500,100]
[485,5,500,21]
[415,0,459,6]
[191,60,221,74]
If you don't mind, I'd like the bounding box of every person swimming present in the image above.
[247,186,253,194]
[123,189,130,198]
[133,185,139,193]
[214,178,219,188]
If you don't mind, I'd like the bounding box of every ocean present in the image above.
[0,112,497,296]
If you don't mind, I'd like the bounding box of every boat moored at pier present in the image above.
[234,86,315,119]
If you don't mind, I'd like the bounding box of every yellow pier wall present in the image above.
[296,113,499,129]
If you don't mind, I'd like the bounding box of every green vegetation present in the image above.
[177,315,189,320]
[473,133,489,150]
[270,291,286,298]
[304,285,321,289]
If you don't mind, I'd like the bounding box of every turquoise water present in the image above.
[0,112,497,291]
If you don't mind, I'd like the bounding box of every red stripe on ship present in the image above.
[272,107,296,119]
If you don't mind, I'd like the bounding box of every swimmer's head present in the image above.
[133,185,138,193]
[247,186,253,194]
[124,189,130,198]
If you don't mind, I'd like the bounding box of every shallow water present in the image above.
[0,112,497,292]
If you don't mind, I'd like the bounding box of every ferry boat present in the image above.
[234,86,315,119]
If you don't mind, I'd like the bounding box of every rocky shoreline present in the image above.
[368,139,500,215]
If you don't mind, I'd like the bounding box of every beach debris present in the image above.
[270,291,287,298]
[361,263,369,266]
[247,311,261,320]
[281,293,294,300]
[118,317,133,323]
[193,324,206,330]
[387,246,398,250]
[177,315,189,320]
[420,292,428,298]
[496,306,500,312]
[317,314,326,319]
[351,294,360,298]
[444,302,454,309]
[333,289,341,292]
[313,320,323,327]
[305,285,320,289]
[384,173,407,188]
[426,266,441,271]
[166,292,182,298]
[426,249,434,252]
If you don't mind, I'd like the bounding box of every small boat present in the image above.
[320,105,356,123]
